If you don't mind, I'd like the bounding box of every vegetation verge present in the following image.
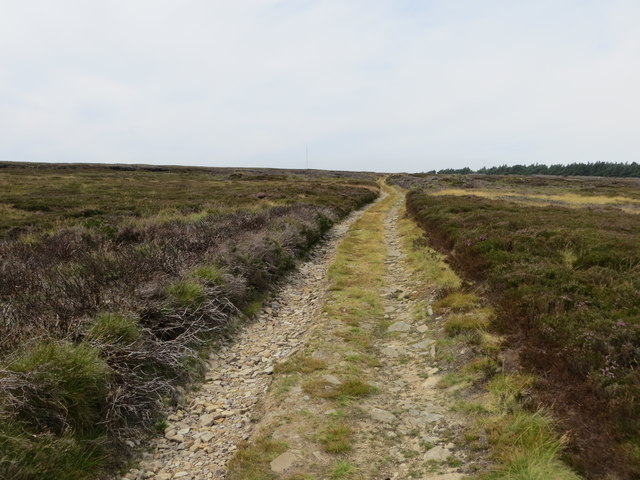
[404,186,640,479]
[0,165,378,479]
[396,193,579,479]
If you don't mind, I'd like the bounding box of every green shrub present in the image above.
[87,312,141,344]
[316,212,334,234]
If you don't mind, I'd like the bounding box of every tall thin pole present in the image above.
[306,144,309,170]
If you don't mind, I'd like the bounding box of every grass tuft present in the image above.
[226,436,288,480]
[397,210,461,290]
[165,281,206,306]
[275,355,327,374]
[337,379,376,398]
[192,264,225,285]
[330,460,356,479]
[484,410,580,480]
[321,423,352,453]
[0,340,111,479]
[0,421,105,480]
[7,340,111,434]
[444,312,491,336]
[433,292,480,314]
[87,312,141,344]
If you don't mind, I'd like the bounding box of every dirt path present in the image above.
[121,187,477,480]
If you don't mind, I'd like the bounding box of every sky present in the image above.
[1,1,639,173]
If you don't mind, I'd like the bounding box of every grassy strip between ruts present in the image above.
[395,186,580,480]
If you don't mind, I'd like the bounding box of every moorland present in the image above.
[0,162,377,479]
[1,162,639,480]
[390,173,640,479]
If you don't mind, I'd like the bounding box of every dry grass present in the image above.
[226,435,288,480]
[275,354,327,374]
[431,188,640,212]
[444,312,491,337]
[433,292,481,314]
[396,203,461,291]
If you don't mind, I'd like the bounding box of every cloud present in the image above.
[0,0,639,172]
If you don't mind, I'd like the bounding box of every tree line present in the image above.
[430,161,640,178]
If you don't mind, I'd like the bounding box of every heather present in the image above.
[0,163,378,478]
[401,176,640,478]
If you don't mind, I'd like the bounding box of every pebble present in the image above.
[321,374,342,385]
[424,445,453,461]
[411,339,435,350]
[369,407,397,424]
[388,321,412,332]
[270,451,298,473]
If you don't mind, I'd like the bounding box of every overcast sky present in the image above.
[1,1,639,172]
